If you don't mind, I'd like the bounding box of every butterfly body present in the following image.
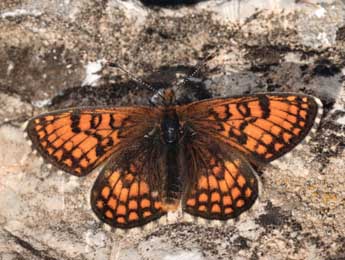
[147,92,187,212]
[26,88,322,229]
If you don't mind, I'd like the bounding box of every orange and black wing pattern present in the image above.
[26,107,162,176]
[26,91,323,228]
[182,138,258,220]
[90,139,166,228]
[177,93,322,165]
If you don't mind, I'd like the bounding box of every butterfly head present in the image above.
[150,88,176,106]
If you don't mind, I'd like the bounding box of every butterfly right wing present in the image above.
[26,106,162,176]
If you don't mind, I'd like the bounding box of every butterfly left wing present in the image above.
[182,138,258,220]
[177,93,322,164]
[90,137,166,229]
[26,106,162,176]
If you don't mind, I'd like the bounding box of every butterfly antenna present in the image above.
[108,62,156,92]
[176,51,217,91]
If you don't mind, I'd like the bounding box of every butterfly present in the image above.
[26,77,322,229]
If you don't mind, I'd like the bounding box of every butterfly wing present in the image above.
[182,137,258,220]
[26,106,162,176]
[90,137,166,228]
[177,93,322,164]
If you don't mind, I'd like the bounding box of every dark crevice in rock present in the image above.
[140,0,208,7]
[244,45,286,72]
[312,58,342,77]
[336,26,345,42]
[256,202,289,229]
[5,230,64,260]
[311,108,345,171]
[46,63,212,109]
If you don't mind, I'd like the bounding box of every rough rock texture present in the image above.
[1,0,345,259]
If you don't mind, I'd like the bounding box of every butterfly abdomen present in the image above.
[162,144,182,211]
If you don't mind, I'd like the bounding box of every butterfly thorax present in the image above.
[161,108,180,144]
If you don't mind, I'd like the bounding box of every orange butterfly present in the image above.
[26,75,322,229]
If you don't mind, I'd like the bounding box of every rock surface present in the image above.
[0,0,345,259]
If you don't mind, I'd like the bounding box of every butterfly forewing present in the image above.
[26,106,162,176]
[177,93,321,165]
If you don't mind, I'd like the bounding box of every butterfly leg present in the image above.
[144,125,160,139]
[178,124,197,145]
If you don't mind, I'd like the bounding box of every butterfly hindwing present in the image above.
[90,138,166,228]
[177,93,322,164]
[26,106,162,176]
[182,137,258,220]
